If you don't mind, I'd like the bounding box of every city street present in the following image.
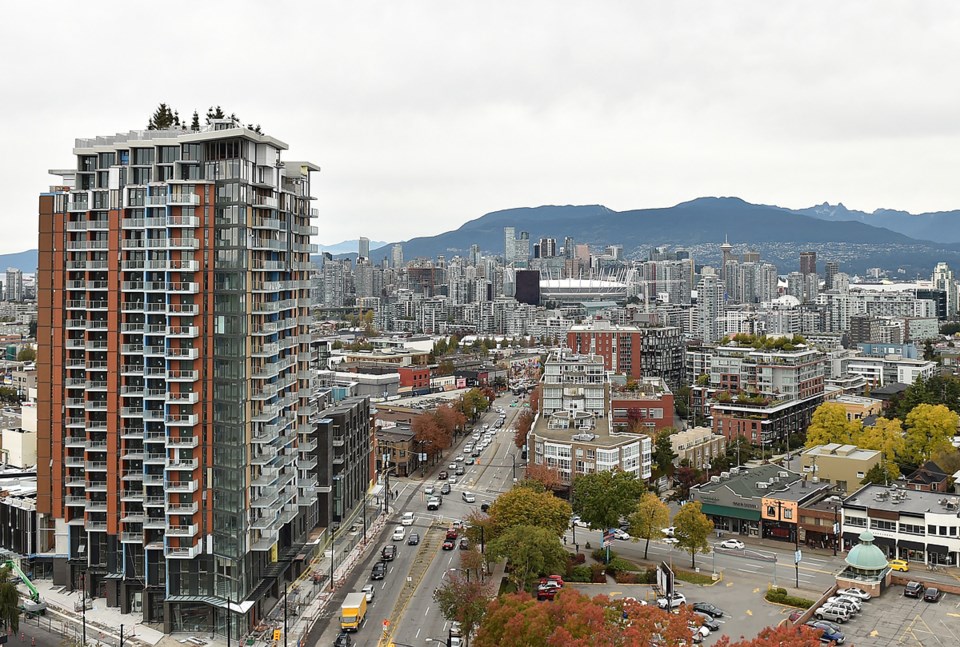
[309,394,524,647]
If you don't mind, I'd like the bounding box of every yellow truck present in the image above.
[339,592,368,632]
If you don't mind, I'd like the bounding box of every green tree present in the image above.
[628,492,671,559]
[28,320,37,338]
[487,525,567,591]
[433,572,487,641]
[891,375,960,419]
[652,431,676,478]
[147,103,177,130]
[851,417,905,479]
[487,484,571,539]
[0,564,19,633]
[190,110,200,131]
[804,403,860,448]
[16,348,35,362]
[904,403,958,465]
[205,105,226,123]
[572,469,646,531]
[673,501,713,569]
[861,462,898,486]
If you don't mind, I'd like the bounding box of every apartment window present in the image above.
[870,519,895,532]
[856,472,865,479]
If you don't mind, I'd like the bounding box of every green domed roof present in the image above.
[844,530,889,571]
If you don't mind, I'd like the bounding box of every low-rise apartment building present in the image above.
[799,444,882,494]
[670,426,726,470]
[609,377,675,434]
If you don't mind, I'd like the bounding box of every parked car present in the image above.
[924,587,942,603]
[814,605,850,623]
[381,544,397,561]
[360,584,375,602]
[904,581,925,598]
[691,602,725,618]
[719,538,745,550]
[689,624,710,642]
[391,526,405,541]
[889,559,910,572]
[836,587,871,601]
[371,561,387,580]
[694,611,720,631]
[442,539,455,550]
[407,533,420,546]
[805,621,845,644]
[440,483,452,495]
[825,597,860,614]
[438,471,449,480]
[401,512,415,526]
[656,592,686,609]
[462,492,476,503]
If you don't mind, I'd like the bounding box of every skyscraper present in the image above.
[358,236,370,260]
[4,268,23,302]
[391,243,404,268]
[800,251,817,276]
[824,261,839,290]
[37,122,320,634]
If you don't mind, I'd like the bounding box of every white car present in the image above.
[612,529,631,540]
[401,512,415,526]
[448,463,458,470]
[455,455,465,463]
[826,596,861,613]
[464,445,473,452]
[836,587,871,601]
[361,584,375,602]
[571,516,589,528]
[662,526,675,537]
[392,526,405,541]
[656,592,686,609]
[719,538,745,550]
[448,476,458,484]
[462,492,476,503]
[424,485,435,495]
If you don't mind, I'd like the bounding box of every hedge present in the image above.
[765,587,815,609]
[568,565,593,582]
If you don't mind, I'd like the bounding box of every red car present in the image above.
[446,528,458,540]
[442,539,455,551]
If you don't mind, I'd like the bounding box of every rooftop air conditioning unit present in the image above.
[757,482,768,489]
[779,471,789,478]
[812,477,819,483]
[720,471,730,480]
[710,476,721,484]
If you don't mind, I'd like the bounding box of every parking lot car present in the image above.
[438,471,449,480]
[462,492,476,503]
[694,612,720,631]
[381,545,397,561]
[371,561,387,580]
[805,621,845,644]
[719,538,745,550]
[923,587,941,603]
[656,592,686,609]
[424,485,435,495]
[407,533,420,545]
[442,539,455,550]
[361,584,375,602]
[814,605,850,623]
[440,483,452,495]
[401,512,415,526]
[825,597,860,614]
[904,581,925,598]
[889,559,909,572]
[692,602,725,618]
[836,587,871,601]
[392,526,405,541]
[689,624,710,642]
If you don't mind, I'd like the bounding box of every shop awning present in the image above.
[873,536,895,550]
[700,503,760,521]
[928,543,949,555]
[898,540,924,551]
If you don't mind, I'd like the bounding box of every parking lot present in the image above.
[571,576,960,645]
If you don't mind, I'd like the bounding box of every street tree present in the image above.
[904,403,958,466]
[522,463,563,491]
[513,409,534,448]
[487,524,567,591]
[628,491,671,559]
[433,572,487,642]
[673,501,714,569]
[572,469,646,531]
[0,564,19,633]
[804,402,860,447]
[487,484,571,539]
[851,417,905,478]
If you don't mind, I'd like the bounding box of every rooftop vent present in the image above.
[756,482,768,489]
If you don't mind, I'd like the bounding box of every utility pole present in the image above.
[120,624,124,647]
[81,571,87,647]
[283,582,288,647]
[794,501,800,589]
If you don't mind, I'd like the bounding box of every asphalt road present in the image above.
[309,394,522,647]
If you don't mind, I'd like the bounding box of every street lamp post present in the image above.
[80,571,87,647]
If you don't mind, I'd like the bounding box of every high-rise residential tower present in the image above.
[4,268,24,302]
[358,236,370,260]
[36,122,320,635]
[800,251,817,276]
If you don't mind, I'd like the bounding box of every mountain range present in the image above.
[4,198,960,276]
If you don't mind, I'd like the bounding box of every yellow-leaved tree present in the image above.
[804,403,861,448]
[904,404,958,466]
[852,417,906,479]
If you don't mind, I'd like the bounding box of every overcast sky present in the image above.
[3,1,960,254]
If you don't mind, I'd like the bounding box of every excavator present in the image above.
[3,560,46,615]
